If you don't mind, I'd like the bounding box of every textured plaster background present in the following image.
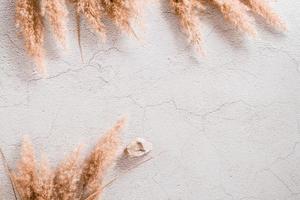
[0,1,300,199]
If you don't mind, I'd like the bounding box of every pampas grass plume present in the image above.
[53,146,81,200]
[211,0,257,36]
[16,0,45,73]
[41,0,68,46]
[14,0,285,71]
[170,0,285,49]
[243,0,286,30]
[12,136,37,199]
[80,118,126,199]
[10,118,126,200]
[170,0,204,51]
[71,0,106,39]
[101,0,139,37]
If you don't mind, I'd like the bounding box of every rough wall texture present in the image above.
[0,1,300,199]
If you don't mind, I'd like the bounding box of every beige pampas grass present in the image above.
[101,0,139,36]
[16,0,45,73]
[242,0,286,30]
[34,156,53,200]
[70,0,106,39]
[210,0,256,36]
[52,147,81,200]
[41,0,68,46]
[170,0,204,51]
[12,136,37,199]
[14,0,285,70]
[170,0,285,49]
[15,0,142,72]
[80,118,125,200]
[10,118,126,200]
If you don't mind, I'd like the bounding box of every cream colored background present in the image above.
[0,1,300,199]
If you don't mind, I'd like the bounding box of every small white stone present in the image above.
[125,138,153,157]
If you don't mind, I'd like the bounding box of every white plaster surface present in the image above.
[0,1,300,199]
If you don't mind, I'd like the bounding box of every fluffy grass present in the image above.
[15,0,285,71]
[170,0,205,51]
[170,0,285,50]
[41,0,68,46]
[15,0,140,72]
[10,118,125,200]
[16,0,45,73]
